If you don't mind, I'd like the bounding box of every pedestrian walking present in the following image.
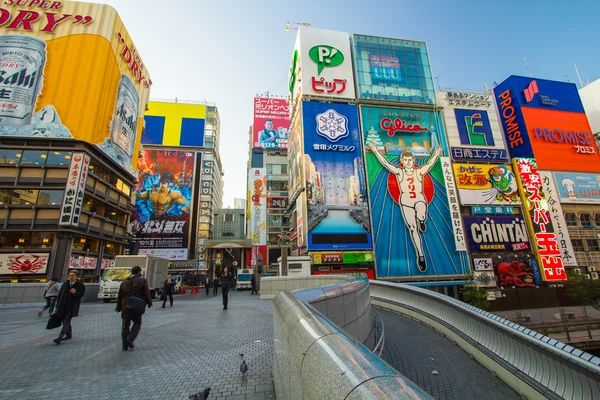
[116,265,153,351]
[38,276,60,317]
[205,276,210,295]
[213,277,220,296]
[52,270,85,345]
[250,273,257,295]
[161,273,174,308]
[221,267,233,310]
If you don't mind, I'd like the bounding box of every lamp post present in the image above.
[277,235,291,277]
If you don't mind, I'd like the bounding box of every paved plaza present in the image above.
[0,291,274,400]
[380,309,520,400]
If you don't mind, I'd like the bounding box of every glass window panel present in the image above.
[377,37,390,45]
[0,149,22,164]
[405,52,417,64]
[0,189,11,204]
[12,189,38,204]
[581,213,592,226]
[408,76,421,89]
[407,65,419,77]
[38,190,64,205]
[565,213,577,226]
[595,214,600,226]
[572,239,585,252]
[46,151,72,166]
[586,239,600,252]
[20,150,47,165]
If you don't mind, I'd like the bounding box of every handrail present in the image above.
[273,278,432,399]
[372,307,385,357]
[370,280,600,399]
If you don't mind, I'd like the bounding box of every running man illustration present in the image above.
[368,141,442,272]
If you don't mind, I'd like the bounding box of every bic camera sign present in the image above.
[309,45,344,74]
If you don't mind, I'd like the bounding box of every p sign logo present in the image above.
[309,45,344,74]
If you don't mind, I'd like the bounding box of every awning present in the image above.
[205,239,253,249]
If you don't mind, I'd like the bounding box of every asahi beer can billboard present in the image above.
[0,1,151,176]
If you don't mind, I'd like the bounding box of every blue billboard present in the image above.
[302,101,373,251]
[360,105,470,279]
[553,171,600,204]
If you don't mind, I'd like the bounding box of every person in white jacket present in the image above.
[38,277,60,317]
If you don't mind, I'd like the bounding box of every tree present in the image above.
[461,275,490,310]
[565,270,600,318]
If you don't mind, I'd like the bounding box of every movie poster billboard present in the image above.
[360,106,470,279]
[0,1,151,176]
[253,97,289,150]
[132,150,195,260]
[303,101,372,251]
[452,163,520,205]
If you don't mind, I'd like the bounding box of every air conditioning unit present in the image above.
[592,272,599,280]
[586,274,592,280]
[587,266,597,272]
[574,269,582,275]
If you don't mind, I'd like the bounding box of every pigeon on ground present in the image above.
[189,387,210,399]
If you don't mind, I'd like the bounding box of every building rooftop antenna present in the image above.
[286,22,311,32]
[524,58,532,77]
[574,63,585,88]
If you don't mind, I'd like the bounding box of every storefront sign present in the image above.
[444,91,492,108]
[471,206,519,215]
[343,251,374,264]
[70,255,97,270]
[473,257,494,271]
[441,157,466,251]
[313,252,344,264]
[0,253,49,274]
[553,171,600,204]
[253,97,289,150]
[453,163,520,205]
[138,248,188,260]
[539,172,577,266]
[268,197,287,209]
[451,147,509,162]
[473,271,497,288]
[464,215,530,253]
[59,153,89,227]
[514,158,567,281]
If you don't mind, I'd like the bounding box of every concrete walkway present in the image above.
[0,291,273,400]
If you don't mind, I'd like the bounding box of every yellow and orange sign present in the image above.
[0,1,151,175]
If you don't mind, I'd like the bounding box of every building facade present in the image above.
[0,1,151,282]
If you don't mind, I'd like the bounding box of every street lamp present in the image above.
[277,234,291,276]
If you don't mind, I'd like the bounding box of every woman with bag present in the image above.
[38,277,60,317]
[116,266,153,351]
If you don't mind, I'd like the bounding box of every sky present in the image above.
[86,0,600,208]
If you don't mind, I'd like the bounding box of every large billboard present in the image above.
[452,163,520,205]
[352,35,435,104]
[287,107,304,202]
[513,158,567,281]
[253,97,289,150]
[494,76,600,173]
[553,171,600,203]
[361,106,470,279]
[463,215,530,253]
[0,1,151,175]
[143,102,206,147]
[0,253,49,274]
[248,168,267,246]
[302,101,372,251]
[289,27,355,111]
[132,150,196,260]
[437,90,509,163]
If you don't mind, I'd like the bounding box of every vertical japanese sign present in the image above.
[132,150,195,260]
[198,153,212,240]
[514,158,567,281]
[539,172,577,267]
[253,97,290,150]
[59,153,89,227]
[248,168,267,246]
[441,157,466,251]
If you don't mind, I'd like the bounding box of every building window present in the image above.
[0,149,22,164]
[72,236,100,252]
[565,213,577,227]
[596,214,600,227]
[224,214,234,222]
[586,239,600,252]
[46,151,72,166]
[572,239,585,252]
[20,150,48,165]
[267,164,288,175]
[580,213,592,226]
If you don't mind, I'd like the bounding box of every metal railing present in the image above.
[371,307,385,357]
[369,280,600,400]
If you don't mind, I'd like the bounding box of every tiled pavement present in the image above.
[380,309,521,400]
[0,291,274,400]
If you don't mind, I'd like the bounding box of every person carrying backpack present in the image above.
[116,266,153,351]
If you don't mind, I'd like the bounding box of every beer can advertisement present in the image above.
[302,101,372,251]
[132,150,196,261]
[0,1,151,175]
[253,97,289,150]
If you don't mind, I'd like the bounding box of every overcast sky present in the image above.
[85,0,600,208]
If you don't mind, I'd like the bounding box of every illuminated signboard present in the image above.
[513,158,567,282]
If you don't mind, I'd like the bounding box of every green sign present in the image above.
[343,252,373,264]
[309,45,344,74]
[289,49,299,96]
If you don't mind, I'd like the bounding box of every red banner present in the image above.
[253,97,290,150]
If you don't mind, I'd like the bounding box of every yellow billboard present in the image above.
[143,101,206,147]
[0,1,151,175]
[452,163,520,205]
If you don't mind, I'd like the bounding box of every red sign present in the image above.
[253,97,289,150]
[515,158,567,282]
[268,197,287,209]
[380,118,428,137]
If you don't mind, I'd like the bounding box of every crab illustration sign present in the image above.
[0,253,49,274]
[453,163,520,205]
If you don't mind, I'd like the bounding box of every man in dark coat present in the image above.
[161,273,174,308]
[116,266,153,351]
[220,267,233,310]
[53,270,85,345]
[250,273,257,295]
[213,277,220,296]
